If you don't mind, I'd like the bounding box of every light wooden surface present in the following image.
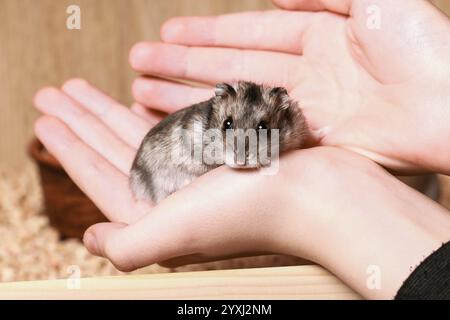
[1,0,449,167]
[0,265,361,300]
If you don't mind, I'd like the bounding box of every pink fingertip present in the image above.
[33,87,60,107]
[62,78,90,92]
[132,78,151,100]
[83,231,100,256]
[33,116,59,145]
[160,18,185,42]
[129,42,154,70]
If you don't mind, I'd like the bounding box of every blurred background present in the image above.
[0,0,449,282]
[1,0,277,168]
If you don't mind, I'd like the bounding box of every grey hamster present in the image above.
[130,81,309,204]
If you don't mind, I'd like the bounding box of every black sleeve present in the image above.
[395,241,450,300]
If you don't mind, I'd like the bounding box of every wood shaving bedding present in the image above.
[0,164,147,281]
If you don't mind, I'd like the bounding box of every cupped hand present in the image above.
[32,79,310,271]
[129,0,450,174]
[34,80,450,298]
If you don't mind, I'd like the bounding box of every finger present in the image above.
[273,0,352,15]
[34,87,136,175]
[130,102,165,125]
[161,10,316,54]
[129,42,303,89]
[35,116,150,224]
[83,212,199,272]
[62,79,151,149]
[132,77,213,113]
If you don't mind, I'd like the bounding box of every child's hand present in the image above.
[130,0,450,174]
[34,80,450,299]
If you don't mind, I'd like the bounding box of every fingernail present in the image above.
[83,231,100,256]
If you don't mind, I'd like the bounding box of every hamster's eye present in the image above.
[257,121,268,130]
[223,117,233,130]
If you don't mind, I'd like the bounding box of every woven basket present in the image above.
[28,138,107,239]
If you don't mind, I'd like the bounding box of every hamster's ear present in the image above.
[269,87,290,110]
[215,83,236,98]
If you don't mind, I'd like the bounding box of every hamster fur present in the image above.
[130,81,309,204]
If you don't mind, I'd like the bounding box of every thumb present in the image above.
[82,201,201,272]
[82,165,284,272]
[83,222,138,271]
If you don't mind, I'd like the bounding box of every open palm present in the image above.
[130,0,450,174]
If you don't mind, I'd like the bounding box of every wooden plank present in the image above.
[0,265,361,300]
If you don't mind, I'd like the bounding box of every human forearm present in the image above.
[318,197,449,299]
[281,155,450,299]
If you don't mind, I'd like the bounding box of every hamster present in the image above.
[130,81,310,204]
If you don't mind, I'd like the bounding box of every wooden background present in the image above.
[0,0,449,167]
